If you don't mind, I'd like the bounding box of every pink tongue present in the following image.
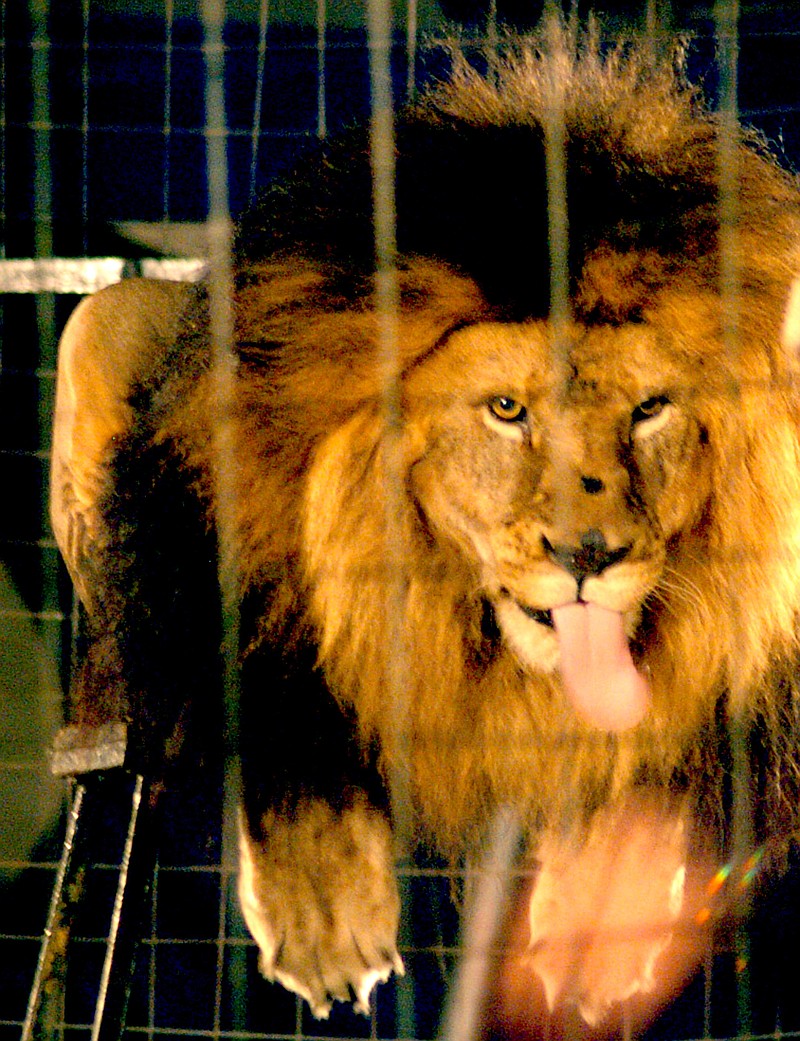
[551,602,651,731]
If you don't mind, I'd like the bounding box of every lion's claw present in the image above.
[265,953,403,1019]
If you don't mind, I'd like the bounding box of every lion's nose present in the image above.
[542,528,631,584]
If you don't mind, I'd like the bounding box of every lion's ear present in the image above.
[395,260,487,366]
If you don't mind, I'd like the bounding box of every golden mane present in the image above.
[168,29,800,854]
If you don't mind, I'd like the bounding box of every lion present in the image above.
[50,22,800,1026]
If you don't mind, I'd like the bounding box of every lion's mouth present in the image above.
[518,603,554,628]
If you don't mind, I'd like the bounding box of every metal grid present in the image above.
[3,2,800,1040]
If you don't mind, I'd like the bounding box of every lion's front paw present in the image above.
[527,795,687,1025]
[237,797,403,1019]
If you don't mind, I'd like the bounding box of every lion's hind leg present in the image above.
[50,278,193,610]
[50,278,216,762]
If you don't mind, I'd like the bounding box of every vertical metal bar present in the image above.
[715,2,753,1035]
[0,0,6,441]
[24,773,159,1041]
[249,0,270,201]
[540,14,581,828]
[200,0,239,839]
[405,0,417,101]
[366,0,416,1034]
[485,0,498,79]
[367,0,403,849]
[439,809,521,1041]
[703,941,714,1038]
[81,0,90,253]
[715,0,748,836]
[90,775,158,1041]
[29,3,64,869]
[316,0,327,139]
[72,0,91,687]
[542,14,570,344]
[214,860,230,1036]
[367,0,399,340]
[0,0,6,262]
[200,0,245,1029]
[30,0,55,374]
[716,0,741,356]
[163,0,174,221]
[645,0,658,35]
[146,861,158,1041]
[31,0,52,264]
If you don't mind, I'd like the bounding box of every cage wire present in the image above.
[3,1,800,1040]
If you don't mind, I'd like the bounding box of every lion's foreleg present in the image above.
[526,793,689,1025]
[237,797,403,1018]
[237,635,403,1018]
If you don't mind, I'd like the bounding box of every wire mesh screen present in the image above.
[4,2,800,1040]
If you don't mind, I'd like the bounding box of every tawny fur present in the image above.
[52,25,800,1014]
[143,29,800,854]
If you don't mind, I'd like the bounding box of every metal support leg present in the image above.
[22,724,162,1041]
[21,781,89,1041]
[91,773,160,1041]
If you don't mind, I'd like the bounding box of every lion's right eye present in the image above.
[632,396,668,423]
[631,395,673,438]
[488,396,528,424]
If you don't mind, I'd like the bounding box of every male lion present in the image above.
[51,24,800,1026]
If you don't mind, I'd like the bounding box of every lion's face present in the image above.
[405,310,716,706]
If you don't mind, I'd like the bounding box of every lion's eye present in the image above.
[488,396,527,424]
[632,396,669,424]
[631,395,672,436]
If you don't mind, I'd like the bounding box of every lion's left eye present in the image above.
[488,396,528,423]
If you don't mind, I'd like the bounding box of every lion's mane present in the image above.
[168,25,800,853]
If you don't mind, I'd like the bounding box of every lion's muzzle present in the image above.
[542,528,631,592]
